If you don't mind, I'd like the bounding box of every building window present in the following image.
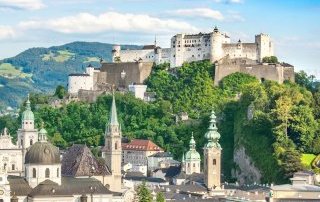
[33,168,36,178]
[57,168,59,177]
[30,139,33,146]
[115,142,118,150]
[213,159,216,165]
[12,164,15,170]
[188,163,190,168]
[193,163,195,168]
[45,168,50,178]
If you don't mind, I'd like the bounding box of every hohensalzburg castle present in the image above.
[112,26,274,67]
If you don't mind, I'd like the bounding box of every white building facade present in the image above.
[112,27,274,68]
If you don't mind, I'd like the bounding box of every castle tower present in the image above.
[185,133,201,175]
[210,26,224,62]
[203,110,222,190]
[112,45,121,62]
[102,92,122,192]
[17,95,38,167]
[255,33,274,62]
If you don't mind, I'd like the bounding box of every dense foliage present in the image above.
[1,60,320,184]
[136,181,152,202]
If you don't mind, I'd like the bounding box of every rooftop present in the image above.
[122,139,163,151]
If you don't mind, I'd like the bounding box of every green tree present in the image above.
[262,56,278,63]
[156,192,165,202]
[55,85,66,99]
[136,181,152,202]
[51,133,67,149]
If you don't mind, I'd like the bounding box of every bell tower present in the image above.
[102,91,122,192]
[203,110,222,190]
[17,95,38,167]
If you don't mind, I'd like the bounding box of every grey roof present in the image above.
[272,184,320,192]
[149,152,173,158]
[124,171,145,178]
[8,175,32,196]
[61,144,111,177]
[155,184,208,194]
[28,177,115,197]
[153,166,181,178]
[25,142,60,165]
[186,173,204,184]
[124,174,167,183]
[68,73,90,77]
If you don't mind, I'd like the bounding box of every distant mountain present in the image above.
[0,42,140,107]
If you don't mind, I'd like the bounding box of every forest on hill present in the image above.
[0,42,140,107]
[1,60,320,184]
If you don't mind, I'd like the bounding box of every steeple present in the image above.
[21,94,35,130]
[38,122,47,142]
[205,110,221,149]
[26,94,31,111]
[109,90,119,126]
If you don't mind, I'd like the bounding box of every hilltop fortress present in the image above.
[112,26,274,67]
[68,27,294,97]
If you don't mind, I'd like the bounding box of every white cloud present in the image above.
[0,0,45,10]
[213,0,243,4]
[172,8,224,21]
[18,11,198,34]
[0,26,15,39]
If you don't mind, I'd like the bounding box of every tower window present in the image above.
[57,168,59,177]
[3,163,6,170]
[188,163,190,168]
[30,139,33,146]
[12,164,15,170]
[33,168,36,178]
[115,142,118,150]
[45,168,50,178]
[213,159,216,165]
[193,163,195,168]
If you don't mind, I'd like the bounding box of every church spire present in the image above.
[26,93,31,111]
[189,132,196,150]
[109,89,119,126]
[205,110,221,148]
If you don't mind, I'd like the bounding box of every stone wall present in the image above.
[214,56,295,85]
[99,62,153,88]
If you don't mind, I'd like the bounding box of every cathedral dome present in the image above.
[25,142,60,165]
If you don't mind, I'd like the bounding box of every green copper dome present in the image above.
[185,133,200,161]
[205,110,221,149]
[22,95,34,121]
[39,123,48,142]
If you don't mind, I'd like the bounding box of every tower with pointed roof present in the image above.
[102,92,122,192]
[204,110,222,190]
[17,95,39,169]
[184,133,201,175]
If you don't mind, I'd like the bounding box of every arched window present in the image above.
[115,141,118,150]
[57,168,59,177]
[3,163,7,170]
[11,164,15,170]
[45,168,50,178]
[213,159,216,165]
[193,163,195,168]
[30,139,33,146]
[33,168,36,178]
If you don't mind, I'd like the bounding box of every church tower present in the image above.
[17,95,38,167]
[203,110,222,190]
[184,133,201,175]
[102,92,122,192]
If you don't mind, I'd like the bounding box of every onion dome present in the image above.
[22,94,34,121]
[185,133,201,161]
[205,110,221,149]
[25,124,60,165]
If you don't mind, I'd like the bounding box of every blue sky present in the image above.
[0,0,319,76]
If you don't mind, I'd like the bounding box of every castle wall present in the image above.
[118,49,155,63]
[100,62,153,87]
[222,43,258,61]
[214,57,293,85]
[68,75,93,94]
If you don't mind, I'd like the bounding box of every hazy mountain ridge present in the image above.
[0,42,140,108]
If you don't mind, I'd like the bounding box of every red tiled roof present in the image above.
[122,139,163,151]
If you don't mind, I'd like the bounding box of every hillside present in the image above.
[1,60,320,184]
[0,42,140,108]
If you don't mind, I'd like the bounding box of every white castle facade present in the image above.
[112,27,274,67]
